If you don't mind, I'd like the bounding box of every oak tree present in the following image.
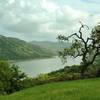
[58,23,100,77]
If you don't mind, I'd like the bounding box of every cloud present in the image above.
[82,0,100,4]
[0,0,99,41]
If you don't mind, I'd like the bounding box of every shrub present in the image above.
[0,60,30,95]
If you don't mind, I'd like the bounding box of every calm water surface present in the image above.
[14,56,81,77]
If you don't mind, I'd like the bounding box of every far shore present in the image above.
[8,56,57,63]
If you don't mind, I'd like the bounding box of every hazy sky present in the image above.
[0,0,100,41]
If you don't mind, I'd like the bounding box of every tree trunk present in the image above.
[80,65,87,78]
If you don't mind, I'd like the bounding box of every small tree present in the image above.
[58,22,100,77]
[0,61,26,94]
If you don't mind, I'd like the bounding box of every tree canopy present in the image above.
[0,61,26,94]
[58,23,100,77]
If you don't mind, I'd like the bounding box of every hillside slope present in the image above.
[30,41,71,54]
[0,35,53,60]
[0,78,100,100]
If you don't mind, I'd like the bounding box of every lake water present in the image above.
[14,56,81,77]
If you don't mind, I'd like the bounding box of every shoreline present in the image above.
[9,56,57,63]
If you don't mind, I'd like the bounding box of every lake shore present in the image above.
[12,56,81,77]
[9,56,56,63]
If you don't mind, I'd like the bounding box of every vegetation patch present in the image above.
[1,78,100,100]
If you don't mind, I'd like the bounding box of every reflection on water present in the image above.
[14,56,81,77]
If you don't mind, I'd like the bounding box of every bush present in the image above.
[0,60,33,95]
[0,60,100,95]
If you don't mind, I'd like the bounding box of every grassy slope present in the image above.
[0,35,53,60]
[1,78,100,100]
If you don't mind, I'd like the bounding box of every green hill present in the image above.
[30,41,71,54]
[1,78,100,100]
[0,35,53,60]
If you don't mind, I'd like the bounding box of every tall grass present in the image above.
[0,78,100,100]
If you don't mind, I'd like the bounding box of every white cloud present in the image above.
[20,0,26,8]
[41,0,59,13]
[8,0,15,4]
[0,0,99,41]
[92,14,100,25]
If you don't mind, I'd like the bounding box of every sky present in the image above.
[0,0,100,41]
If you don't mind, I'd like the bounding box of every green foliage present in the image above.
[0,60,34,95]
[58,24,100,77]
[0,61,12,94]
[0,35,53,60]
[0,60,100,95]
[91,25,100,43]
[1,78,100,100]
[33,64,100,85]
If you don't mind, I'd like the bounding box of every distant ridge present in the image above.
[30,41,71,54]
[0,35,53,60]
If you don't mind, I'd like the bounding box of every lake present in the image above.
[14,56,81,77]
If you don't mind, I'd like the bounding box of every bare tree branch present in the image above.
[58,23,100,77]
